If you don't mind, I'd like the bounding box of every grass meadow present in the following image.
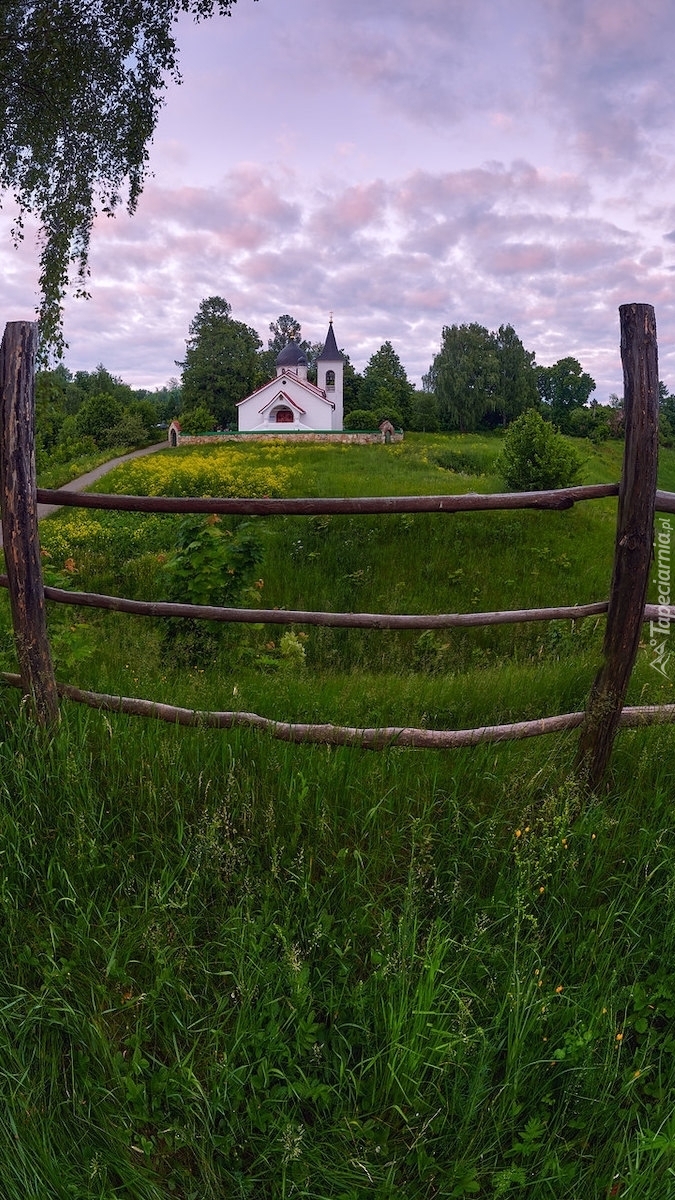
[0,433,674,1197]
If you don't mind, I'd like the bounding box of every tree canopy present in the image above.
[258,314,322,382]
[179,296,262,427]
[362,341,414,426]
[424,322,542,431]
[424,323,500,432]
[0,0,250,356]
[536,357,596,429]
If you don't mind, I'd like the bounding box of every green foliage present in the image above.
[75,391,124,447]
[164,514,264,608]
[0,0,248,357]
[268,313,303,355]
[493,322,539,426]
[496,410,582,490]
[659,381,675,446]
[567,401,622,443]
[435,445,500,476]
[35,363,164,466]
[178,404,216,435]
[425,321,539,433]
[342,351,364,416]
[361,341,415,426]
[344,408,380,429]
[180,296,262,427]
[409,391,440,432]
[536,357,596,430]
[161,514,264,661]
[106,409,149,449]
[425,323,497,431]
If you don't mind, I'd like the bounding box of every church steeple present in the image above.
[317,318,343,363]
[317,318,344,430]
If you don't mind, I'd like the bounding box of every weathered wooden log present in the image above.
[0,323,58,724]
[576,304,659,788]
[4,672,673,747]
[35,481,619,516]
[0,672,587,746]
[655,489,675,514]
[0,575,610,629]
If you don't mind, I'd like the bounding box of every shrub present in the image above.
[106,410,148,449]
[160,514,264,662]
[374,406,403,429]
[496,409,582,491]
[344,408,379,430]
[179,405,216,435]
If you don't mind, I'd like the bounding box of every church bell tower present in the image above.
[316,318,344,431]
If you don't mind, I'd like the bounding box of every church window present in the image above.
[326,370,335,391]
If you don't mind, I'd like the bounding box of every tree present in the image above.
[267,314,304,356]
[342,353,364,416]
[0,0,250,356]
[344,409,379,430]
[492,324,538,427]
[179,296,262,427]
[75,392,124,447]
[179,405,216,435]
[425,323,500,432]
[410,391,440,432]
[362,342,414,427]
[536,357,595,430]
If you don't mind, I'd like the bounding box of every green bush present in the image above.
[179,405,216,435]
[160,514,264,662]
[496,409,582,490]
[344,408,379,430]
[374,405,403,428]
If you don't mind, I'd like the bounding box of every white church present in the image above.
[236,319,344,432]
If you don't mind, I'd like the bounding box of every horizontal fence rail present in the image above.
[36,482,620,516]
[1,575,669,632]
[0,577,611,629]
[3,672,675,749]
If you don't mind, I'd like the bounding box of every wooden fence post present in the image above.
[0,322,59,724]
[576,303,659,788]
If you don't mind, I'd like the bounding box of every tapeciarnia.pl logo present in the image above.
[650,517,672,679]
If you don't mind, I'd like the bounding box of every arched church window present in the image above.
[326,370,335,391]
[275,408,294,423]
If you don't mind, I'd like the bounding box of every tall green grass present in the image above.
[0,701,673,1197]
[0,432,671,1197]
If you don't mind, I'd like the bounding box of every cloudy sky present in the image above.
[4,0,675,394]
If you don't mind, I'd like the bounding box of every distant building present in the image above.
[236,320,344,432]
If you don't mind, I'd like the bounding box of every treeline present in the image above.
[34,364,180,466]
[36,299,675,456]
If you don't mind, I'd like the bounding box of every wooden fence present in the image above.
[0,303,671,788]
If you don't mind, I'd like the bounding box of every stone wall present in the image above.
[173,431,404,446]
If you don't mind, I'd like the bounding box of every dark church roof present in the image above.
[317,320,343,363]
[275,341,308,367]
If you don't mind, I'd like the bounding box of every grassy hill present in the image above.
[0,433,673,1197]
